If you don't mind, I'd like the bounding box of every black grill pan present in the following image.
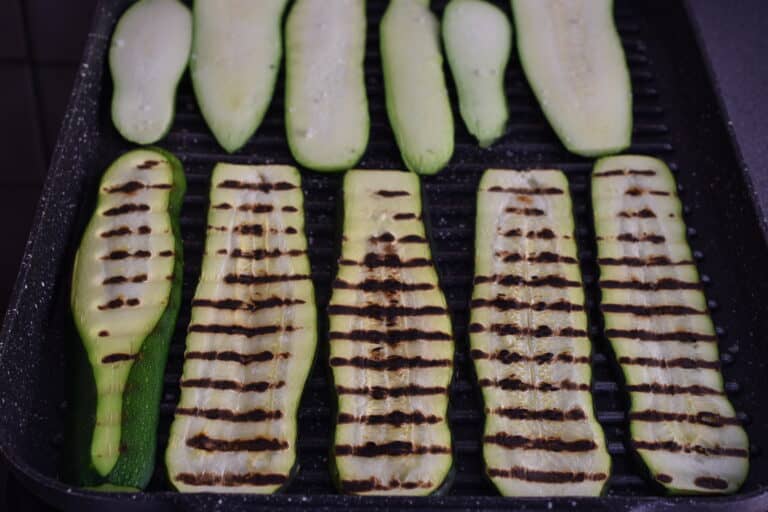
[1,0,767,510]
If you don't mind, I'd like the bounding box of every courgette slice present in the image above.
[510,0,632,157]
[166,164,316,493]
[285,0,369,171]
[472,169,610,496]
[109,0,192,145]
[592,155,749,494]
[381,0,454,175]
[71,148,186,487]
[330,170,454,495]
[443,0,512,148]
[191,0,290,153]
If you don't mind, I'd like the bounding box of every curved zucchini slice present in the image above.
[510,0,632,157]
[472,169,610,496]
[592,155,749,494]
[109,0,192,145]
[330,170,454,495]
[191,0,290,153]
[166,164,316,493]
[381,0,454,175]
[443,0,512,148]
[285,0,369,171]
[71,148,186,487]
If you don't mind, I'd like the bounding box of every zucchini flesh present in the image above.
[330,170,454,495]
[166,164,316,493]
[592,155,749,494]
[442,0,512,148]
[381,0,454,175]
[71,148,186,486]
[191,0,289,153]
[285,0,369,171]
[472,169,610,496]
[109,0,192,145]
[510,0,632,157]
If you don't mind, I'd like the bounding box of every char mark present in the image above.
[626,383,724,396]
[336,384,447,399]
[376,190,410,197]
[605,329,717,342]
[618,356,720,370]
[615,233,666,244]
[176,407,282,423]
[282,205,298,212]
[625,187,671,196]
[212,203,232,210]
[599,278,702,290]
[485,434,596,452]
[339,253,431,268]
[337,410,441,426]
[694,476,729,490]
[192,297,305,312]
[175,472,287,487]
[629,410,740,427]
[189,323,292,337]
[470,349,589,365]
[217,179,296,192]
[103,203,150,216]
[335,441,449,457]
[488,466,607,483]
[488,186,564,195]
[470,323,587,338]
[180,379,285,392]
[102,274,148,285]
[474,274,580,288]
[101,249,151,260]
[101,226,137,238]
[238,204,274,213]
[631,440,747,458]
[101,353,137,364]
[471,297,583,312]
[493,407,587,422]
[333,278,434,292]
[137,160,160,169]
[185,351,289,365]
[328,304,447,321]
[499,252,578,264]
[330,356,451,370]
[224,273,309,285]
[339,478,431,493]
[186,433,287,452]
[97,297,140,310]
[329,328,451,344]
[593,169,656,177]
[504,228,558,239]
[105,181,171,194]
[505,207,546,216]
[229,248,306,260]
[601,304,704,316]
[478,378,589,392]
[618,208,657,218]
[232,224,263,235]
[597,256,694,267]
[394,213,417,220]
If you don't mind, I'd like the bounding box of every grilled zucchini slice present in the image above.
[472,169,610,496]
[71,148,186,487]
[285,0,369,171]
[109,0,192,145]
[166,164,316,493]
[330,170,454,495]
[191,0,290,153]
[510,0,632,156]
[381,0,454,175]
[592,155,749,494]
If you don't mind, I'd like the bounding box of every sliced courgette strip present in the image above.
[71,148,186,486]
[330,170,454,495]
[472,169,610,496]
[593,155,749,494]
[166,164,316,493]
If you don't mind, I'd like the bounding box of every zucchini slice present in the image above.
[472,169,610,496]
[166,164,316,493]
[381,0,454,175]
[330,170,454,495]
[510,0,632,157]
[592,155,749,494]
[109,0,192,145]
[442,0,512,148]
[191,0,290,153]
[285,0,369,171]
[71,148,186,487]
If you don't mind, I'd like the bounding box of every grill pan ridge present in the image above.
[1,1,768,510]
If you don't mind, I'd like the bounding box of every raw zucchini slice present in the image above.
[443,0,512,148]
[510,0,632,157]
[71,148,186,487]
[330,170,454,495]
[285,0,369,171]
[109,0,192,145]
[381,0,454,175]
[592,155,749,494]
[472,169,610,496]
[166,164,316,493]
[191,0,290,153]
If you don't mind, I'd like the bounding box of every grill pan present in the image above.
[2,0,768,510]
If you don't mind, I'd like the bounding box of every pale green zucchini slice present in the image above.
[381,0,454,175]
[472,169,610,496]
[443,0,512,147]
[593,155,749,494]
[510,0,632,156]
[166,164,316,493]
[109,0,192,145]
[285,0,369,171]
[330,170,454,495]
[191,0,289,153]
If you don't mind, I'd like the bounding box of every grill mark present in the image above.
[399,234,427,243]
[504,228,558,239]
[597,256,694,267]
[470,324,587,338]
[626,383,724,395]
[488,467,607,483]
[176,407,282,423]
[505,207,545,216]
[337,411,441,426]
[233,224,263,235]
[601,304,705,316]
[217,180,297,192]
[500,252,578,264]
[229,248,306,260]
[286,227,297,234]
[394,213,417,220]
[656,473,673,484]
[101,353,137,364]
[159,250,173,257]
[339,478,432,493]
[599,278,702,290]
[339,253,432,268]
[471,298,583,312]
[282,205,298,212]
[101,249,151,260]
[625,187,671,196]
[336,384,447,399]
[180,379,286,392]
[98,330,109,337]
[186,433,288,452]
[493,407,587,422]
[593,169,657,177]
[212,203,232,210]
[629,410,741,427]
[488,186,564,195]
[185,351,289,365]
[470,349,589,366]
[694,476,729,490]
[376,190,410,197]
[330,328,451,344]
[615,233,666,244]
[485,434,597,452]
[100,226,132,238]
[137,159,160,169]
[618,208,657,218]
[327,304,448,320]
[474,274,580,288]
[605,329,717,342]
[105,181,171,193]
[238,204,274,213]
[192,297,306,311]
[97,297,141,310]
[631,440,748,458]
[479,378,589,392]
[370,232,395,243]
[618,356,720,370]
[188,323,291,337]
[333,278,434,292]
[330,356,451,370]
[223,274,310,285]
[102,274,148,285]
[175,472,288,487]
[103,203,150,216]
[335,441,450,457]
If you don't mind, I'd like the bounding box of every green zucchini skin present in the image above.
[592,155,749,494]
[71,148,186,489]
[329,170,454,495]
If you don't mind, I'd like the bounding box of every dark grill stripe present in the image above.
[694,476,729,490]
[499,252,578,264]
[593,169,656,177]
[329,329,451,344]
[185,351,289,365]
[175,472,288,487]
[615,233,666,244]
[180,379,285,392]
[186,433,287,452]
[629,410,741,427]
[328,304,447,319]
[101,249,152,260]
[233,224,263,235]
[224,274,310,285]
[493,407,587,421]
[103,203,150,216]
[394,213,417,220]
[618,208,657,218]
[339,254,432,268]
[137,159,160,169]
[330,356,451,370]
[625,187,671,196]
[474,275,580,288]
[503,228,559,239]
[471,349,589,365]
[399,234,428,243]
[97,297,141,310]
[101,226,153,238]
[626,383,724,395]
[333,279,434,292]
[599,278,702,290]
[505,207,545,216]
[217,179,296,192]
[471,298,583,312]
[229,248,306,260]
[487,186,564,195]
[105,181,172,193]
[618,356,720,370]
[376,190,410,197]
[337,411,441,426]
[470,323,587,338]
[336,385,447,399]
[484,434,597,452]
[188,323,291,337]
[597,256,694,267]
[605,329,717,342]
[631,440,748,458]
[237,204,274,213]
[488,467,607,483]
[101,353,137,364]
[335,441,450,457]
[339,478,432,493]
[192,297,305,311]
[102,274,148,285]
[601,304,705,316]
[176,407,282,422]
[478,378,589,392]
